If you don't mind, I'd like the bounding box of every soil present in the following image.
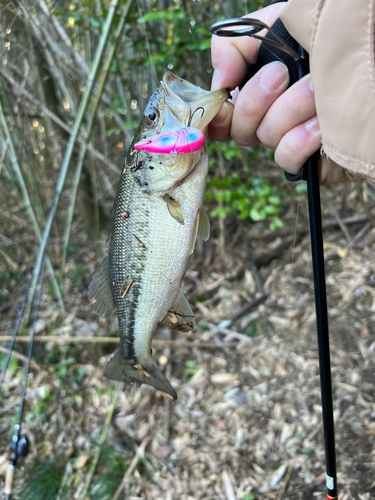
[1,181,375,500]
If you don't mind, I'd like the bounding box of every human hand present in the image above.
[209,3,322,176]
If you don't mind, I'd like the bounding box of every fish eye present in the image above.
[144,109,159,127]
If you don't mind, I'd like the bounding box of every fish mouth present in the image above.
[162,72,229,131]
[163,72,212,102]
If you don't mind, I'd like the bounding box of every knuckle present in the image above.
[231,127,258,147]
[274,140,304,173]
[256,125,276,149]
[281,97,296,120]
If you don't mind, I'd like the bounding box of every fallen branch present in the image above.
[228,293,269,326]
[205,323,253,343]
[112,437,148,500]
[0,336,233,349]
[0,346,41,372]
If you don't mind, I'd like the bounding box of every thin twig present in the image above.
[228,293,269,326]
[241,226,265,295]
[0,346,41,373]
[37,0,89,75]
[277,457,295,500]
[347,222,371,249]
[112,437,149,500]
[0,336,233,348]
[24,0,121,316]
[205,322,254,343]
[322,191,352,243]
[0,70,121,175]
[0,99,64,311]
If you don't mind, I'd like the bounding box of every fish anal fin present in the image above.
[88,256,116,318]
[160,289,195,332]
[104,350,177,400]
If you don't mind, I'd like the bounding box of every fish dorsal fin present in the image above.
[160,289,195,332]
[197,208,210,241]
[165,194,184,224]
[88,256,116,318]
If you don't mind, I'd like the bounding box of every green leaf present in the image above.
[243,493,255,500]
[239,209,250,219]
[198,38,211,51]
[214,190,224,203]
[269,195,281,205]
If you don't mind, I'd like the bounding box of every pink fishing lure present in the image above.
[134,127,204,155]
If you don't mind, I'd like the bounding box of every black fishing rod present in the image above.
[3,249,48,499]
[210,15,338,500]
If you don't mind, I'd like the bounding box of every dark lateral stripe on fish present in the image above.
[111,170,149,364]
[122,281,141,361]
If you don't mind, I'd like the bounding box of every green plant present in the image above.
[88,445,128,500]
[243,493,255,500]
[18,461,65,500]
[183,359,199,381]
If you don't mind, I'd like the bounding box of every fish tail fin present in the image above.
[104,350,177,400]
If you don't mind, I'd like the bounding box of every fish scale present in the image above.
[89,72,229,399]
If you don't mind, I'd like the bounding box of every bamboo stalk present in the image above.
[77,383,123,500]
[20,0,135,143]
[61,0,134,267]
[0,99,65,311]
[21,0,121,316]
[15,0,76,111]
[37,0,89,76]
[0,70,121,175]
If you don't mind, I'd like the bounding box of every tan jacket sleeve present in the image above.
[280,0,375,184]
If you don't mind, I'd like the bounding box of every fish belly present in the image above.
[109,155,207,369]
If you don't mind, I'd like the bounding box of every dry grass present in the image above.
[1,181,375,499]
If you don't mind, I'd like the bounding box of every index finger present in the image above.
[211,2,287,91]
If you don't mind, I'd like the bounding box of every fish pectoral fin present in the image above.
[160,289,195,332]
[104,350,177,400]
[165,194,184,224]
[197,208,210,241]
[88,256,116,318]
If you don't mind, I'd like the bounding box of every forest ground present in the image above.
[1,180,375,500]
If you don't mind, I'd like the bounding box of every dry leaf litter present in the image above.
[1,182,375,499]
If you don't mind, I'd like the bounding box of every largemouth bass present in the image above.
[89,72,228,399]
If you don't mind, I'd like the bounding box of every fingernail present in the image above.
[211,68,221,91]
[259,62,289,93]
[308,79,314,92]
[211,101,229,126]
[305,116,320,134]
